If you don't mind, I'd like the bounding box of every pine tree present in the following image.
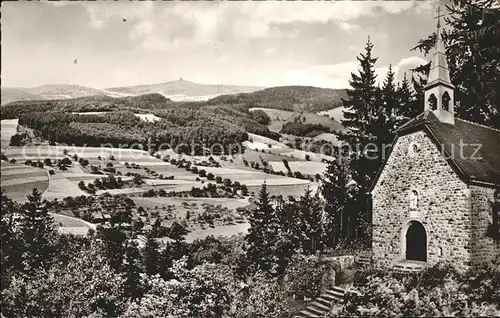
[298,187,324,254]
[340,37,379,147]
[321,159,352,248]
[336,38,388,246]
[143,235,160,275]
[97,226,127,271]
[18,188,58,272]
[123,240,143,299]
[273,197,300,274]
[244,183,279,275]
[395,73,420,126]
[1,192,22,286]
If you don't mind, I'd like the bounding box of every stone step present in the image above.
[303,304,326,317]
[315,296,333,307]
[325,289,344,299]
[318,293,339,303]
[330,286,346,294]
[297,308,324,317]
[309,301,331,312]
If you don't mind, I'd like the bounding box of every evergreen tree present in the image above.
[97,226,127,271]
[143,235,160,275]
[340,37,379,147]
[274,197,301,274]
[337,38,386,246]
[1,192,22,287]
[17,188,58,272]
[123,240,143,299]
[244,183,279,275]
[298,188,324,254]
[395,73,421,126]
[321,159,352,248]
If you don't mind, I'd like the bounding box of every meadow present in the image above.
[249,107,345,133]
[1,119,18,151]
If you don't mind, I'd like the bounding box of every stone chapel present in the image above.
[370,14,500,270]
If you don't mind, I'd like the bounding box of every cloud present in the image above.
[281,55,429,89]
[393,56,428,82]
[283,62,358,88]
[81,1,433,51]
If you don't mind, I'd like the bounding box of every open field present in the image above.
[314,132,341,146]
[136,196,251,243]
[269,161,328,175]
[1,162,49,202]
[73,111,161,122]
[249,107,345,133]
[51,213,95,236]
[245,133,289,151]
[42,175,88,200]
[247,183,313,198]
[179,223,250,243]
[4,145,158,162]
[1,119,18,151]
[317,106,346,123]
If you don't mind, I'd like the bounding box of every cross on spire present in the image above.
[434,3,445,29]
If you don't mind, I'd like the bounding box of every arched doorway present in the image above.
[405,221,427,261]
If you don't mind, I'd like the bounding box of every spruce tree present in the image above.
[18,188,58,272]
[273,197,300,275]
[123,240,143,299]
[395,73,420,126]
[244,183,279,275]
[340,37,379,147]
[321,158,352,248]
[298,187,324,254]
[143,235,160,275]
[337,38,387,246]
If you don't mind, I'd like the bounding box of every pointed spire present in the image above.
[423,2,455,124]
[425,3,454,88]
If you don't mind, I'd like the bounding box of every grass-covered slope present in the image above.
[208,86,348,113]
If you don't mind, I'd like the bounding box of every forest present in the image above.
[11,103,282,154]
[207,86,349,112]
[0,93,177,119]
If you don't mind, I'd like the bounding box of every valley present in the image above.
[0,84,341,241]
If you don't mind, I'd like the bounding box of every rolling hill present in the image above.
[208,85,348,113]
[1,80,264,105]
[0,93,175,119]
[1,85,108,105]
[105,80,263,101]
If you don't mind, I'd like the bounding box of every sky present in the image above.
[1,1,441,89]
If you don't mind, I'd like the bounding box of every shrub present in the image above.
[283,254,328,298]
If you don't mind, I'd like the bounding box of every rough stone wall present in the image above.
[470,185,499,265]
[372,130,472,269]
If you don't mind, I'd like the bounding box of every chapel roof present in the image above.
[398,110,500,186]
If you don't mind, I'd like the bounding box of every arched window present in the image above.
[437,246,443,256]
[428,94,437,110]
[410,190,419,209]
[442,92,451,111]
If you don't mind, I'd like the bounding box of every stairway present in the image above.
[294,286,346,318]
[355,255,372,267]
[392,260,427,274]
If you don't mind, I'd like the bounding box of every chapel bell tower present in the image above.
[424,5,455,125]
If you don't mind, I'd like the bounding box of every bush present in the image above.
[283,254,328,298]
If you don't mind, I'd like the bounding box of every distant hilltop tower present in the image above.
[180,77,183,81]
